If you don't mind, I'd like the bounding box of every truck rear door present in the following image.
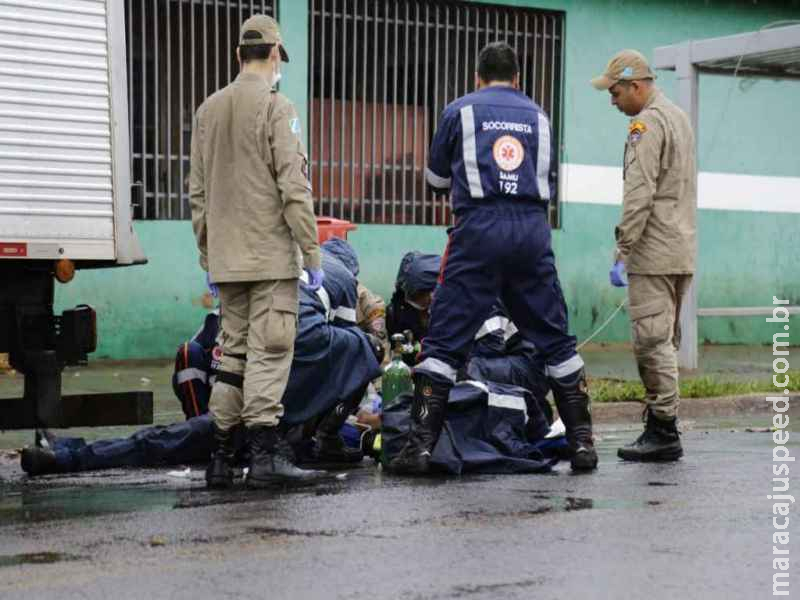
[0,0,136,263]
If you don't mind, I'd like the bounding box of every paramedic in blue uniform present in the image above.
[388,42,597,474]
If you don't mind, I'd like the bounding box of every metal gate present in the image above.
[125,0,277,220]
[309,0,565,225]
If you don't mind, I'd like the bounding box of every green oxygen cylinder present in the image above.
[382,333,413,411]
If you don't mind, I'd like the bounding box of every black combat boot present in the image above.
[205,422,235,489]
[20,447,70,477]
[314,387,366,464]
[548,367,598,471]
[386,374,449,475]
[246,426,328,489]
[618,410,683,462]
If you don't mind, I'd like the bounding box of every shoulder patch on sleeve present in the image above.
[628,120,647,144]
[290,117,301,135]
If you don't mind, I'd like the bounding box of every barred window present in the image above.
[125,0,278,220]
[309,0,565,226]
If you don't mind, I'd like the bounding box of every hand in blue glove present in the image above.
[206,272,219,298]
[609,261,628,288]
[305,268,325,291]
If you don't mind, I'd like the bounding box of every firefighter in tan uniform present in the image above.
[189,15,326,489]
[592,50,697,462]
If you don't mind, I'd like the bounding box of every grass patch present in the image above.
[590,370,800,403]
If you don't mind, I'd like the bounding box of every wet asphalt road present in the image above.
[0,420,794,600]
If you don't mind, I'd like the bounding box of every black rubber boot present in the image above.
[548,367,598,472]
[316,432,364,464]
[314,388,366,464]
[246,426,328,489]
[618,410,683,462]
[20,447,70,477]
[386,374,449,475]
[205,422,235,489]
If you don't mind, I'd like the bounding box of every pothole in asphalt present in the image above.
[0,552,86,568]
[248,526,339,538]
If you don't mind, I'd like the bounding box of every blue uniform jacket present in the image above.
[426,85,556,213]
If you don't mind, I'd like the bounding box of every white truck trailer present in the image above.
[0,0,152,434]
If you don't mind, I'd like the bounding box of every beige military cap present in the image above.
[239,14,289,62]
[590,49,656,90]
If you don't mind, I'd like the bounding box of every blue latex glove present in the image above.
[609,261,628,288]
[305,268,324,291]
[205,272,219,298]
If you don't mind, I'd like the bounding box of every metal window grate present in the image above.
[309,0,565,226]
[124,0,277,220]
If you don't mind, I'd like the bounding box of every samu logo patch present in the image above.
[492,135,524,172]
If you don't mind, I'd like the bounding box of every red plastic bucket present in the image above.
[316,217,357,243]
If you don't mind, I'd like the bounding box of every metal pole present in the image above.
[522,14,528,94]
[127,0,133,166]
[462,6,469,97]
[360,0,367,223]
[140,0,148,218]
[350,0,357,222]
[329,0,337,217]
[203,0,208,99]
[380,0,388,223]
[179,0,185,218]
[152,0,160,218]
[400,0,409,224]
[548,16,556,119]
[371,0,378,222]
[214,0,220,90]
[339,0,347,218]
[675,42,699,370]
[166,0,172,218]
[453,7,459,103]
[391,0,398,223]
[411,0,420,224]
[309,0,315,201]
[226,0,231,84]
[318,0,325,214]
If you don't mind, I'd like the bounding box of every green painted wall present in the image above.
[55,223,210,360]
[54,0,799,359]
[56,203,798,360]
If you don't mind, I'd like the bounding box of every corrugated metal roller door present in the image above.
[0,0,118,259]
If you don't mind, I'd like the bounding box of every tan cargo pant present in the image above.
[210,279,298,431]
[627,274,692,419]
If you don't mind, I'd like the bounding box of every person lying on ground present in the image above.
[20,240,383,477]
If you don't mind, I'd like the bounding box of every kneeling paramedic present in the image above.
[388,42,597,474]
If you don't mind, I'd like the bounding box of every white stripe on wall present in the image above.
[560,163,800,214]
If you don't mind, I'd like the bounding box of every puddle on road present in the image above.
[0,485,181,525]
[0,473,357,525]
[0,552,85,568]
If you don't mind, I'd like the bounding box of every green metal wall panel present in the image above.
[55,209,797,360]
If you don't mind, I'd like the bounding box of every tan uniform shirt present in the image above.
[189,72,320,283]
[617,89,697,275]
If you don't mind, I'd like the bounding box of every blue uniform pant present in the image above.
[419,204,582,383]
[50,415,244,472]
